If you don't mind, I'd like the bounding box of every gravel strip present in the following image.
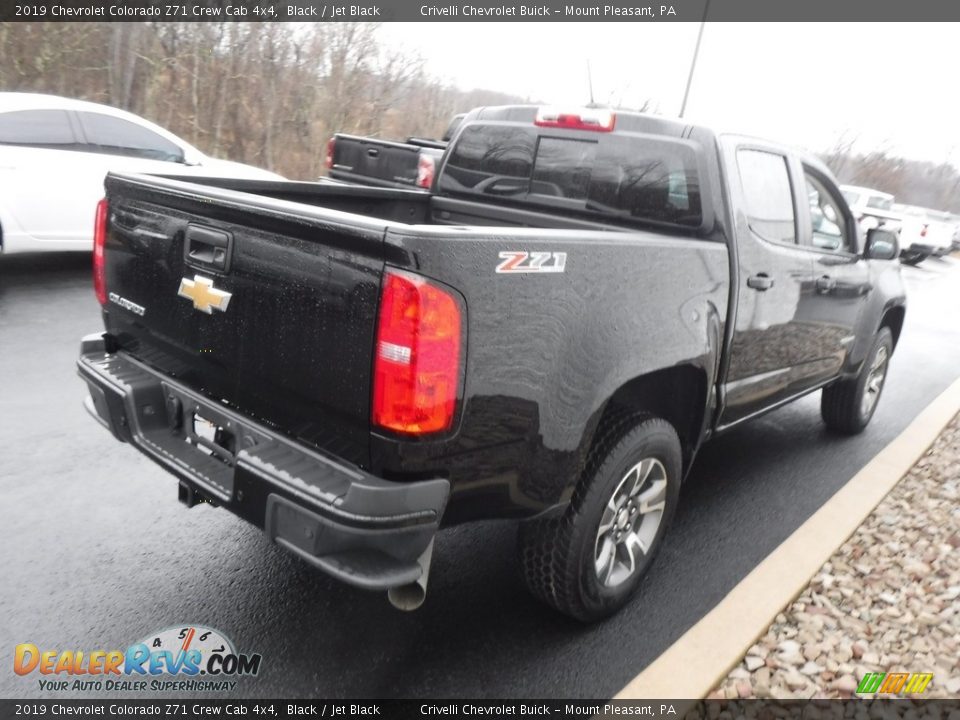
[710,414,960,700]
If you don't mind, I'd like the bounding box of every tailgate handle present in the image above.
[367,147,380,158]
[184,225,232,273]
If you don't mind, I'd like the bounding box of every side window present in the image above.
[76,112,184,162]
[0,109,77,149]
[737,149,796,245]
[805,171,853,253]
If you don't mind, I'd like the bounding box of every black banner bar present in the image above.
[3,0,960,22]
[2,700,960,719]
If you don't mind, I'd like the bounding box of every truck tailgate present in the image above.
[330,134,422,188]
[100,173,387,467]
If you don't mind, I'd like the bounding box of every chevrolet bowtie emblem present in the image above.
[177,275,232,314]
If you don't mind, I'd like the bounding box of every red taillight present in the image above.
[534,106,616,132]
[93,198,108,306]
[372,270,463,435]
[416,154,435,189]
[324,136,336,170]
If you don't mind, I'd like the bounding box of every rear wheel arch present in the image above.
[584,364,709,479]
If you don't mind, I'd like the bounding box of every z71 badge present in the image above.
[495,251,567,274]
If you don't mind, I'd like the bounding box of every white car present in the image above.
[0,93,283,254]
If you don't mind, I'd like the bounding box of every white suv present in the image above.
[0,93,283,254]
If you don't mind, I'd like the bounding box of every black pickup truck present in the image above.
[325,114,464,190]
[78,105,906,621]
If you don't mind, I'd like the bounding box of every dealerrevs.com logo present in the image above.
[14,625,263,692]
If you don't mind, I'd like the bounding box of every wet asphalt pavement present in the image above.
[1,253,959,700]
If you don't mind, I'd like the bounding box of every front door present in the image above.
[797,165,871,378]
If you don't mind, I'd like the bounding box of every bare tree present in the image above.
[0,21,530,180]
[822,132,960,212]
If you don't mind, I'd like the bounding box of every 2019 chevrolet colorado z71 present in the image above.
[78,105,906,621]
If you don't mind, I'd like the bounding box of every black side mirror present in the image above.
[865,227,899,260]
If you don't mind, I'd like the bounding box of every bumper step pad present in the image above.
[77,334,448,593]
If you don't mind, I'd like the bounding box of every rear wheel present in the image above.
[821,327,893,435]
[517,413,681,622]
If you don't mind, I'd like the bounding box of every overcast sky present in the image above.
[378,22,959,164]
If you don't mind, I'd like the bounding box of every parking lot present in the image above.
[1,252,959,699]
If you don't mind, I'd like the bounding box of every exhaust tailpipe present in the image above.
[387,541,434,611]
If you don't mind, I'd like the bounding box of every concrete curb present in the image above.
[615,375,960,700]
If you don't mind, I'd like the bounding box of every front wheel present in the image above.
[821,327,893,435]
[517,414,681,622]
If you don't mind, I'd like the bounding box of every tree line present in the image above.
[1,22,957,211]
[0,22,524,179]
[821,134,960,213]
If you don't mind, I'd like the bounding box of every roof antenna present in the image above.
[587,60,595,106]
[679,0,710,118]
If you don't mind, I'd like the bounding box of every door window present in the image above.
[76,112,184,162]
[805,172,853,253]
[736,149,796,245]
[0,109,78,149]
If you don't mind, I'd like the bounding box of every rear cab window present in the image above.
[437,122,704,230]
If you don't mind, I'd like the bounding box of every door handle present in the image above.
[367,148,380,158]
[747,273,774,291]
[816,275,836,293]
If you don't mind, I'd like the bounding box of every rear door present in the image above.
[717,141,821,427]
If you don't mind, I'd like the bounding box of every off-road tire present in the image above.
[517,413,682,622]
[821,327,893,435]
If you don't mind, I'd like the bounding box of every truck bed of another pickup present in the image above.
[325,114,464,190]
